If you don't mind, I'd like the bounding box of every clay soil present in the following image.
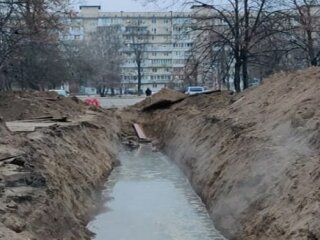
[0,92,120,240]
[129,68,320,239]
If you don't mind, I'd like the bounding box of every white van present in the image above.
[49,89,69,97]
[185,86,205,95]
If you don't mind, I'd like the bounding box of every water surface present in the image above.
[88,144,226,240]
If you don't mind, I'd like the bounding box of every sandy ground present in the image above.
[126,68,320,239]
[0,92,120,240]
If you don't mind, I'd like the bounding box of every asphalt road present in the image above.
[77,95,145,109]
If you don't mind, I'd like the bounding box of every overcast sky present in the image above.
[73,0,189,12]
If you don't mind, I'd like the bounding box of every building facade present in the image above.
[63,6,195,93]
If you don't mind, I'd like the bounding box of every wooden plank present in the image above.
[5,121,56,132]
[20,116,68,123]
[133,123,150,142]
[6,125,36,132]
[28,116,53,120]
[0,155,22,162]
[133,123,147,139]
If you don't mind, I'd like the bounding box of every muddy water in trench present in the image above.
[88,144,226,240]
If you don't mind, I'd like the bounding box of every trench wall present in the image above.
[0,116,120,240]
[141,82,320,240]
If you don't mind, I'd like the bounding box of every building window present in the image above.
[71,26,80,31]
[152,68,157,72]
[153,82,158,88]
[152,18,156,24]
[152,52,157,56]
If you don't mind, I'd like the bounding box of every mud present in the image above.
[0,92,120,240]
[130,67,320,239]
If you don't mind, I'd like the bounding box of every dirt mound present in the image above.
[0,115,119,240]
[0,91,85,121]
[231,68,320,150]
[0,117,9,135]
[0,92,120,240]
[133,88,186,111]
[139,67,320,239]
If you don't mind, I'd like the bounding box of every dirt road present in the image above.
[77,96,145,109]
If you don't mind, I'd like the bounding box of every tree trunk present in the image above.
[234,60,241,93]
[242,0,250,90]
[242,52,249,89]
[234,0,241,93]
[137,61,142,95]
[307,31,317,66]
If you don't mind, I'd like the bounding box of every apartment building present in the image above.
[63,5,194,92]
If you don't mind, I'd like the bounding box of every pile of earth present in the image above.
[0,92,120,240]
[132,88,186,111]
[0,91,85,121]
[116,88,187,142]
[132,67,320,239]
[0,117,9,136]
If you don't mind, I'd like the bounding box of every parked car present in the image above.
[185,86,205,95]
[49,89,69,97]
[124,88,137,95]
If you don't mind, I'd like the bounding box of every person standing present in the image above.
[145,88,152,96]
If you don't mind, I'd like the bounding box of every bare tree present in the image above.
[284,0,320,66]
[124,19,150,95]
[62,41,95,93]
[75,25,123,97]
[0,1,23,69]
[0,0,71,91]
[189,0,287,92]
[187,26,233,90]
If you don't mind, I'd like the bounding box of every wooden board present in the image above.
[5,121,56,132]
[133,123,150,142]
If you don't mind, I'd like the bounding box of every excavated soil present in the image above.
[2,66,320,240]
[129,68,320,239]
[0,92,120,240]
[132,88,186,111]
[0,91,84,121]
